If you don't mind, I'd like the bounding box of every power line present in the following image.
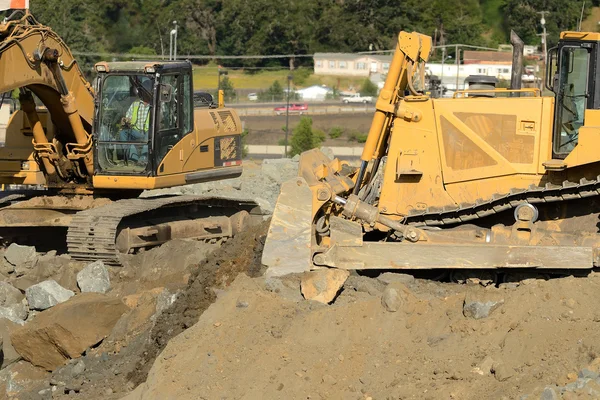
[70,51,315,60]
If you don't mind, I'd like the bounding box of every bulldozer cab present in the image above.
[93,60,193,176]
[549,33,599,158]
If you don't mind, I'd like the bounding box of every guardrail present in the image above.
[247,145,364,157]
[237,106,375,117]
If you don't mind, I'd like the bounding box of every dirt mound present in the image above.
[125,272,600,400]
[128,220,268,386]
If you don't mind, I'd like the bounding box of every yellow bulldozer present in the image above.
[263,29,600,282]
[0,11,256,264]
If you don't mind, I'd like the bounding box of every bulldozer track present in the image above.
[67,195,256,265]
[407,176,600,226]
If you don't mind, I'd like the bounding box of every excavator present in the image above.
[263,29,600,282]
[0,11,256,264]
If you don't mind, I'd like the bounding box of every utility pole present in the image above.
[284,75,292,158]
[455,45,460,91]
[538,11,549,90]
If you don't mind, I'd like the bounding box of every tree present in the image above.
[360,79,379,96]
[289,117,324,157]
[219,76,236,102]
[258,80,284,102]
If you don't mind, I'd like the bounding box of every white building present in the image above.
[425,63,513,91]
[296,85,333,101]
[313,53,392,77]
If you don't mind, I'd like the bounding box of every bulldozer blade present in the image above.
[262,177,314,277]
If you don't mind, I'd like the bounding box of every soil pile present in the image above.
[125,272,600,400]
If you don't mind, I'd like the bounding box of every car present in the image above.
[247,93,258,101]
[341,93,374,104]
[273,103,308,115]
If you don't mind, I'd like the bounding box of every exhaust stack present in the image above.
[510,30,524,95]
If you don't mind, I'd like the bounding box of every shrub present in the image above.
[360,78,379,96]
[241,128,249,158]
[258,80,284,102]
[329,126,344,139]
[289,117,324,157]
[348,131,368,143]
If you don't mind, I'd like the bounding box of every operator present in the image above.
[119,79,153,163]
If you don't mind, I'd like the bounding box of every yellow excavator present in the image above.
[263,29,600,281]
[0,11,255,264]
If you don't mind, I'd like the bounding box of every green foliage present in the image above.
[329,126,344,139]
[289,117,324,157]
[348,131,368,143]
[360,79,379,97]
[292,68,312,86]
[259,80,284,102]
[129,46,157,56]
[24,0,597,70]
[219,76,236,102]
[241,128,249,158]
[278,138,288,146]
[325,87,340,100]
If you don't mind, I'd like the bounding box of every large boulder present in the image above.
[300,269,349,304]
[76,261,110,294]
[25,280,74,311]
[11,293,128,371]
[0,318,22,369]
[0,282,23,306]
[0,302,28,325]
[4,244,36,267]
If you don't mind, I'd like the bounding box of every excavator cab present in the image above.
[548,32,599,158]
[93,60,194,177]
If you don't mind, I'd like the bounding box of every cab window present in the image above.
[554,46,590,155]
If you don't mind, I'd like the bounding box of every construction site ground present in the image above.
[3,157,600,400]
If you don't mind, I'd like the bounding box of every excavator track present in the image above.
[67,195,256,265]
[406,176,600,226]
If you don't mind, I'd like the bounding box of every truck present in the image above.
[262,29,600,283]
[341,93,373,104]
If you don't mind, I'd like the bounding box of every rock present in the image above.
[77,261,111,294]
[377,272,415,286]
[344,276,384,296]
[381,287,403,312]
[492,361,513,382]
[463,290,504,319]
[291,154,300,162]
[0,302,28,325]
[300,269,350,304]
[540,387,559,400]
[0,318,22,369]
[1,361,48,397]
[25,280,75,311]
[71,360,85,376]
[236,299,249,308]
[579,368,599,380]
[155,289,177,315]
[322,374,336,385]
[4,244,36,267]
[0,282,23,306]
[472,356,494,375]
[45,250,57,257]
[11,293,128,370]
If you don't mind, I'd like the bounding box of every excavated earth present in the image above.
[4,155,600,400]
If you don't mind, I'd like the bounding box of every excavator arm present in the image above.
[0,11,95,186]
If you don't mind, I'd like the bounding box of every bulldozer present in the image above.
[262,29,600,282]
[0,11,257,264]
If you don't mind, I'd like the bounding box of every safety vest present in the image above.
[131,101,150,131]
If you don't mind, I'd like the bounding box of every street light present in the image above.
[440,52,452,92]
[169,20,178,60]
[284,74,292,158]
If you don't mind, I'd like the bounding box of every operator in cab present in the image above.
[119,78,153,164]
